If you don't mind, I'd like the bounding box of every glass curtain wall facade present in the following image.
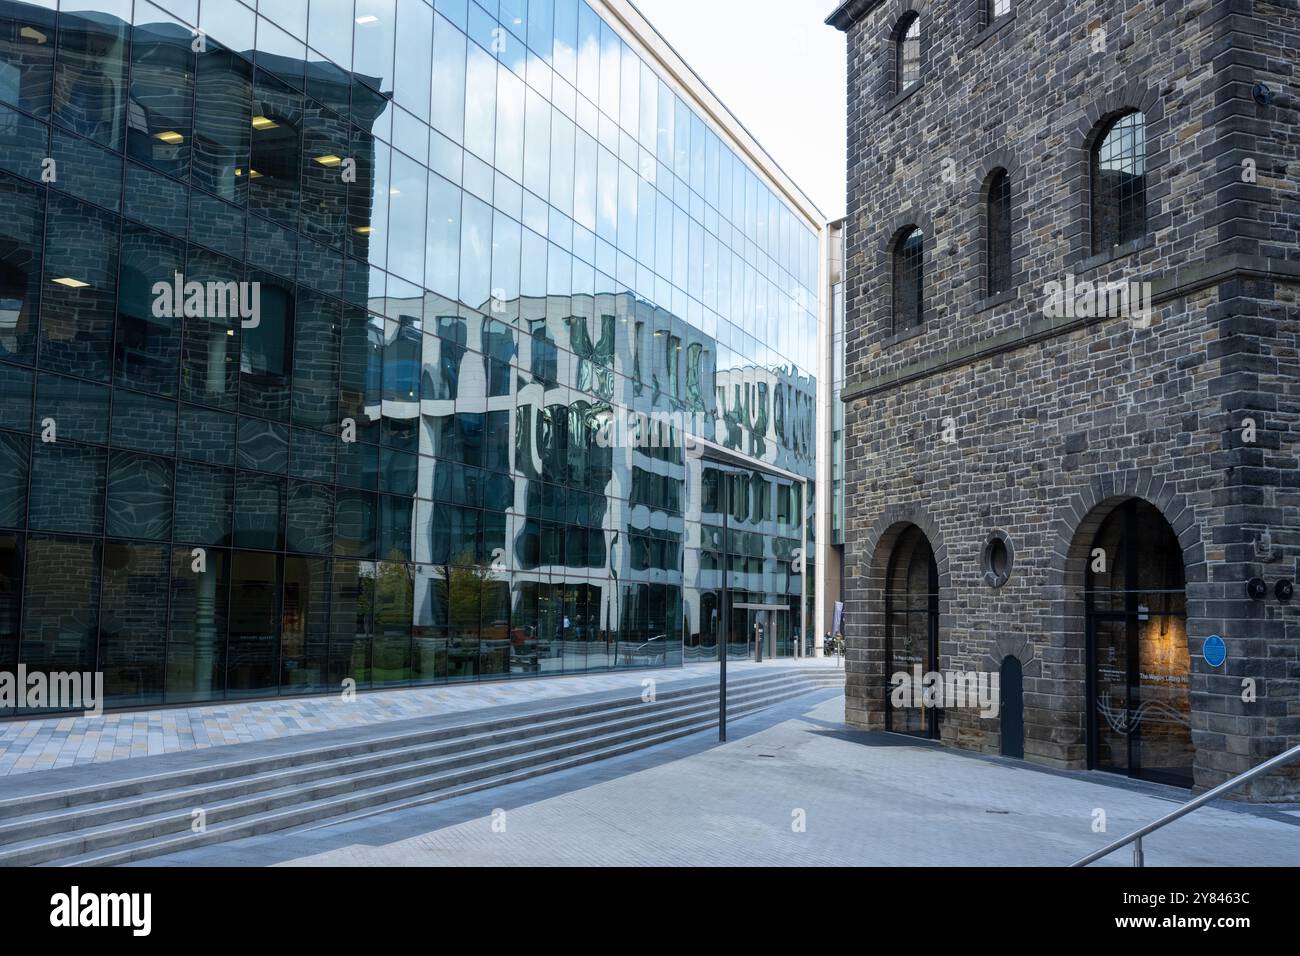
[0,0,819,710]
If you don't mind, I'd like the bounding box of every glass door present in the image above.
[1086,500,1192,787]
[1089,615,1131,774]
[766,610,779,659]
[1134,594,1193,787]
[884,527,939,738]
[768,609,789,658]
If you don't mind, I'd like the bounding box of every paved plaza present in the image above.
[137,690,1300,868]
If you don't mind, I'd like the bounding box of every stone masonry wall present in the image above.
[834,0,1300,798]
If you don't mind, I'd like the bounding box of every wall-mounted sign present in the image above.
[1203,635,1227,668]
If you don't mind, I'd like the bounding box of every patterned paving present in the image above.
[0,659,839,776]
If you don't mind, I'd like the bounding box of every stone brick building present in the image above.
[828,0,1299,798]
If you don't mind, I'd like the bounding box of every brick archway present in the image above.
[844,504,949,732]
[1044,471,1206,773]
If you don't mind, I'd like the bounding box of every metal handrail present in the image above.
[1071,741,1300,866]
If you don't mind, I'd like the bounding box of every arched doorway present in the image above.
[1086,499,1192,787]
[999,655,1024,758]
[885,525,939,738]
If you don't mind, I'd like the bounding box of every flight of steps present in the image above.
[0,666,843,867]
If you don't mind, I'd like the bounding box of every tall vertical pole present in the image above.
[799,477,807,661]
[719,471,728,742]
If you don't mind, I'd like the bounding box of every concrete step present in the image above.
[54,679,840,867]
[55,681,836,867]
[0,668,820,822]
[0,672,834,853]
[0,669,841,867]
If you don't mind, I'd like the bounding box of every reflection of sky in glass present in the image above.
[0,0,821,708]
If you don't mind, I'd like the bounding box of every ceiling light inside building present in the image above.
[52,277,90,288]
[154,130,184,144]
[251,116,278,130]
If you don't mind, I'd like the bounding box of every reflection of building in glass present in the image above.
[0,0,823,711]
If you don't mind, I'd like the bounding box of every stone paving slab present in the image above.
[140,692,1300,868]
[0,659,842,783]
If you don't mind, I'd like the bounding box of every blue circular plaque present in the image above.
[1203,635,1227,668]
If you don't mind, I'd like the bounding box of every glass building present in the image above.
[0,0,822,711]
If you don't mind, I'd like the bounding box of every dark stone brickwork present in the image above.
[832,0,1300,798]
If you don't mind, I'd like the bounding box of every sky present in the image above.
[632,0,847,223]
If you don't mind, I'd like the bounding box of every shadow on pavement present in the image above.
[137,687,846,867]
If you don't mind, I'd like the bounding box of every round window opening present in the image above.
[981,533,1014,588]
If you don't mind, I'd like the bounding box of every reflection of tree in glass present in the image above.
[373,553,413,629]
[448,552,493,632]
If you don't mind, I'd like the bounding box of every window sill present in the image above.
[886,79,924,114]
[975,287,1017,314]
[882,324,925,349]
[968,13,1015,51]
[1077,235,1154,273]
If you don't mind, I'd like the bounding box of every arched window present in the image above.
[1086,498,1191,787]
[986,169,1012,295]
[892,226,924,331]
[1091,111,1147,254]
[896,15,921,93]
[885,525,939,738]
